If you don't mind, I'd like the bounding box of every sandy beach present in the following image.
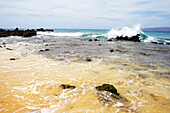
[0,41,170,113]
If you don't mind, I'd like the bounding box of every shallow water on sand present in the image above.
[0,36,170,113]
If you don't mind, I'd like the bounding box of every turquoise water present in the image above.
[52,29,170,44]
[3,27,170,44]
[144,31,170,39]
[144,31,170,42]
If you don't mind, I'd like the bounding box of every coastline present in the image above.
[0,42,170,113]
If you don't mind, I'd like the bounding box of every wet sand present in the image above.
[0,43,170,113]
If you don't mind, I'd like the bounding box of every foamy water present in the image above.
[107,24,141,39]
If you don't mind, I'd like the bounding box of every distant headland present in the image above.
[142,27,170,32]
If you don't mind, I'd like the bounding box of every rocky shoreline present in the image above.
[0,28,54,38]
[1,28,169,46]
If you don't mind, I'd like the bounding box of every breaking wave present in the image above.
[107,24,141,38]
[37,24,170,44]
[106,24,161,43]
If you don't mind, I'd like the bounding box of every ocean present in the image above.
[0,25,170,113]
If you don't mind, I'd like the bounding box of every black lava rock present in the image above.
[116,34,141,42]
[60,84,76,89]
[89,39,93,41]
[95,84,119,94]
[107,39,113,41]
[10,58,16,60]
[0,28,36,37]
[94,39,99,41]
[95,84,122,99]
[110,49,114,52]
[44,49,49,51]
[86,57,92,62]
[6,48,13,50]
[150,42,158,44]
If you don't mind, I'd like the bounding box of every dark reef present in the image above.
[0,28,36,37]
[0,28,54,38]
[116,34,141,42]
[107,34,141,42]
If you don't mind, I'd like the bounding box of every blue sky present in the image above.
[0,0,170,29]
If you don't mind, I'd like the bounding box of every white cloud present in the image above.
[0,0,170,28]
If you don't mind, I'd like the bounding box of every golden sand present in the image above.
[0,45,170,113]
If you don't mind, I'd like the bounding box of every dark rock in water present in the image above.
[151,42,158,44]
[40,49,50,52]
[60,84,76,89]
[151,42,166,45]
[45,44,49,46]
[140,52,147,56]
[36,28,54,32]
[110,49,121,53]
[6,48,13,50]
[123,64,128,66]
[150,42,164,45]
[107,39,113,41]
[95,84,119,95]
[124,36,128,40]
[166,43,170,45]
[158,43,164,45]
[22,30,36,37]
[86,57,92,62]
[0,28,36,37]
[10,58,16,60]
[98,44,102,46]
[44,49,49,51]
[36,28,44,31]
[115,49,122,52]
[0,29,5,32]
[110,49,114,52]
[15,28,19,31]
[89,39,93,41]
[0,45,2,48]
[130,34,141,42]
[94,39,99,41]
[116,34,141,42]
[116,36,127,40]
[96,84,121,99]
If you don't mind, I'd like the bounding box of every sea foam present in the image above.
[107,24,142,39]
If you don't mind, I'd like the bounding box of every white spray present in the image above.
[107,24,142,39]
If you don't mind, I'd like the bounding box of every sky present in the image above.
[0,0,170,29]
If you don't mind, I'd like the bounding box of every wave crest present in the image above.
[107,24,142,39]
